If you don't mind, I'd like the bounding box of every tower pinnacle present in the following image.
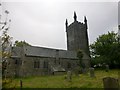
[84,16,88,29]
[84,16,87,22]
[65,19,68,28]
[73,11,77,21]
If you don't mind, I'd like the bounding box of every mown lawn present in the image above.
[3,69,120,88]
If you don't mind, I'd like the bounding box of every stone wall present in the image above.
[66,18,90,57]
[6,58,21,77]
[6,47,90,77]
[19,56,79,77]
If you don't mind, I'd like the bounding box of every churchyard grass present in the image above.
[3,69,119,88]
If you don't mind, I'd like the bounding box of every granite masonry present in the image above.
[6,12,90,77]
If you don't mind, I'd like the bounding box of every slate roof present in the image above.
[24,46,77,59]
[23,46,90,60]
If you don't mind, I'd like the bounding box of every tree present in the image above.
[14,40,31,47]
[74,50,84,74]
[0,3,12,78]
[77,50,83,68]
[1,29,12,59]
[90,31,120,68]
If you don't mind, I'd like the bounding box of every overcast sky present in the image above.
[1,1,118,50]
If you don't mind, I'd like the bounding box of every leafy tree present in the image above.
[90,31,120,68]
[1,30,12,78]
[14,40,31,47]
[74,50,84,75]
[1,30,12,59]
[77,50,83,68]
[0,4,12,78]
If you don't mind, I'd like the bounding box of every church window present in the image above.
[34,61,40,68]
[15,59,18,64]
[15,59,22,65]
[54,60,56,64]
[59,60,60,65]
[44,61,48,68]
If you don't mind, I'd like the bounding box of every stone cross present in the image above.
[89,68,95,77]
[103,77,119,90]
[67,71,72,82]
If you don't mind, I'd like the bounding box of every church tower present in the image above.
[66,12,90,56]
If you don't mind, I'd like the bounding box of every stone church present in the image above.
[6,12,90,77]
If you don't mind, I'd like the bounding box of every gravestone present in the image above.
[89,68,95,77]
[118,71,120,86]
[74,66,80,76]
[105,65,109,72]
[82,68,89,75]
[64,75,67,79]
[67,71,72,82]
[103,77,119,90]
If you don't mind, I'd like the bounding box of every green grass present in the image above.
[3,69,120,88]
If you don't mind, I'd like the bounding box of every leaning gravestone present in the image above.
[67,71,72,82]
[89,68,95,77]
[105,65,109,72]
[103,77,119,90]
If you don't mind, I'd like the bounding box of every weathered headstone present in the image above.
[89,68,95,77]
[103,77,119,90]
[82,68,88,74]
[105,65,109,72]
[64,75,67,79]
[67,71,72,82]
[118,71,120,86]
[74,66,80,76]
